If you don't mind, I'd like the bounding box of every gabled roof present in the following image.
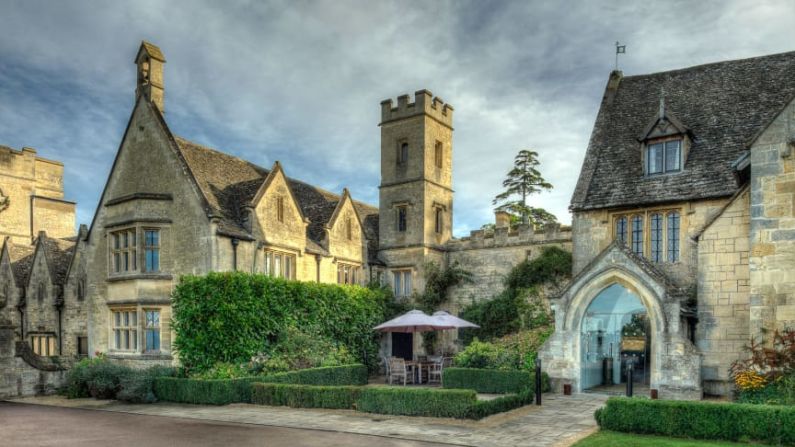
[572,50,795,211]
[4,239,34,287]
[136,41,166,62]
[28,232,76,286]
[173,137,379,251]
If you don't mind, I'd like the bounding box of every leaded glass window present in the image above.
[616,216,628,245]
[650,213,663,262]
[667,212,680,262]
[631,215,644,256]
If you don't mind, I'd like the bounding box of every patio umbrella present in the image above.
[373,309,455,333]
[431,311,480,329]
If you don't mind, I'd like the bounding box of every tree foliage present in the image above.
[492,149,556,227]
[417,261,473,312]
[171,272,390,373]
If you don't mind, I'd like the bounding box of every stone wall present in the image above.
[749,98,795,336]
[0,325,67,399]
[696,188,751,395]
[0,145,76,244]
[445,224,572,310]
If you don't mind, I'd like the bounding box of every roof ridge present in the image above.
[624,50,795,80]
[173,135,378,211]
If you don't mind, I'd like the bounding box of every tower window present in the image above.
[647,139,681,174]
[434,141,443,169]
[397,206,407,232]
[398,142,409,165]
[435,208,443,234]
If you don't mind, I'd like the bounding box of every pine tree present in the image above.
[492,149,556,227]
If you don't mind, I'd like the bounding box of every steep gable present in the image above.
[326,189,367,261]
[572,51,795,211]
[253,162,308,251]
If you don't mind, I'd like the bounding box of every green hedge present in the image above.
[264,364,368,386]
[467,389,533,419]
[172,272,389,372]
[357,387,477,418]
[596,397,795,445]
[251,383,360,409]
[154,365,366,405]
[153,377,259,405]
[442,368,550,394]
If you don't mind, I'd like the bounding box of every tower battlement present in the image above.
[380,89,454,127]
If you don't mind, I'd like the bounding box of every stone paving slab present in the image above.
[8,393,607,447]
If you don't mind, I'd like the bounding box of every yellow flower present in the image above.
[735,371,767,391]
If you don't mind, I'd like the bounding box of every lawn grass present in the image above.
[573,431,766,447]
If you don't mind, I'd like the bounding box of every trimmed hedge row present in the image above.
[154,365,366,405]
[250,383,533,419]
[596,397,795,445]
[357,387,476,418]
[252,383,361,409]
[442,367,550,394]
[264,364,368,386]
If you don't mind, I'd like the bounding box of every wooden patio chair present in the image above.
[388,357,415,385]
[427,356,453,385]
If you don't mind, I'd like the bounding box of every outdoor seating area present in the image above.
[383,355,454,386]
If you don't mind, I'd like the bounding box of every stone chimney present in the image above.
[495,211,511,229]
[135,41,166,114]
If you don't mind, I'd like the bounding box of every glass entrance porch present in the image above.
[580,284,651,392]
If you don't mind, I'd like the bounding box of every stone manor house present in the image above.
[2,42,794,400]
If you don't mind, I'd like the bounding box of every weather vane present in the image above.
[615,41,626,71]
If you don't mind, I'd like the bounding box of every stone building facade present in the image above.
[48,41,570,367]
[540,51,795,399]
[0,145,87,398]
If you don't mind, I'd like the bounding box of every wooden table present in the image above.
[405,361,436,384]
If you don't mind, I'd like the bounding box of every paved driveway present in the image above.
[0,402,447,447]
[7,393,606,447]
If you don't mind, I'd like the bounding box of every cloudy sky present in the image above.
[1,0,793,236]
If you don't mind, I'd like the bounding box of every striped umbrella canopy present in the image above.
[373,310,455,333]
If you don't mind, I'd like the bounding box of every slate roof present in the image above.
[8,243,34,286]
[38,234,76,285]
[173,137,379,253]
[571,51,795,211]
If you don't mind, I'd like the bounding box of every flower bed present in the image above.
[596,397,795,445]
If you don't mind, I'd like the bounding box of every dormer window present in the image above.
[647,139,681,174]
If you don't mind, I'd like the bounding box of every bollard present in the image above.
[535,357,542,405]
[626,362,634,397]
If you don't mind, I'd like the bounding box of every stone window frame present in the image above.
[392,269,412,298]
[143,308,161,353]
[345,217,353,240]
[337,262,361,285]
[107,223,167,278]
[263,247,297,279]
[612,207,682,263]
[276,196,285,223]
[434,140,443,169]
[397,140,409,166]
[643,136,683,176]
[110,307,138,352]
[396,205,408,232]
[30,333,57,357]
[110,227,138,274]
[143,228,161,272]
[434,206,444,234]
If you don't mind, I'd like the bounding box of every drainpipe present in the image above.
[315,255,321,283]
[231,238,239,271]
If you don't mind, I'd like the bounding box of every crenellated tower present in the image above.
[377,90,454,294]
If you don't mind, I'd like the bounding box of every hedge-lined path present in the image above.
[9,393,607,447]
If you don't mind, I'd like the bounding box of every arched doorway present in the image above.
[580,284,651,393]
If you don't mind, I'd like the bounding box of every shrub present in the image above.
[737,373,795,405]
[466,389,533,419]
[64,357,177,403]
[191,362,251,380]
[597,397,795,445]
[251,383,360,409]
[357,387,477,418]
[153,377,259,405]
[64,356,106,398]
[171,272,390,373]
[248,327,355,375]
[453,339,517,370]
[504,246,571,292]
[263,364,368,386]
[155,365,366,405]
[443,368,536,394]
[116,366,177,404]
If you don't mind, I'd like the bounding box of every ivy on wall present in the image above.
[171,272,390,372]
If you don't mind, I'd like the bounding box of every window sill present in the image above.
[106,352,172,361]
[107,273,172,282]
